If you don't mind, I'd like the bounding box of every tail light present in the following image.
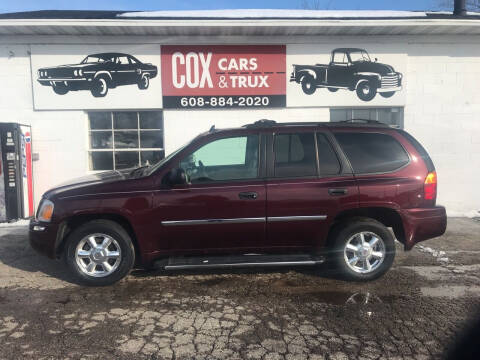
[424,171,437,200]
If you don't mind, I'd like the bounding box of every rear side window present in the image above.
[334,132,409,174]
[274,133,317,178]
[398,130,435,172]
[316,133,341,176]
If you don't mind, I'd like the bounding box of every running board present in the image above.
[155,253,325,271]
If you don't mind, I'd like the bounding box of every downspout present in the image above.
[454,0,467,16]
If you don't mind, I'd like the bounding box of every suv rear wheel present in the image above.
[64,220,135,286]
[331,218,395,281]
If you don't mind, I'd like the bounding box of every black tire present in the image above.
[301,75,316,95]
[90,76,109,97]
[380,91,395,98]
[356,80,377,102]
[331,218,395,281]
[328,88,339,92]
[52,82,69,95]
[64,220,135,286]
[137,75,150,90]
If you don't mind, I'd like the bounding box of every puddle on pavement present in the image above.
[271,279,394,306]
[421,285,480,298]
[197,278,227,286]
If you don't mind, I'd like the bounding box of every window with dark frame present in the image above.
[334,132,409,174]
[274,133,317,178]
[88,111,164,171]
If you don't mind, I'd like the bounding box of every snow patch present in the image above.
[118,9,428,19]
[0,219,30,227]
[446,209,480,218]
[417,245,449,264]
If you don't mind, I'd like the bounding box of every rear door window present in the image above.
[274,132,317,178]
[316,133,341,176]
[334,132,409,174]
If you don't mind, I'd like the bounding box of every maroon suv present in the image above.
[30,120,447,286]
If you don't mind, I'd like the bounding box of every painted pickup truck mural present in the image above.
[290,48,403,102]
[37,52,158,98]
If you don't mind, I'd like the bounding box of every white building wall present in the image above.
[0,36,479,216]
[404,42,480,216]
[0,45,87,207]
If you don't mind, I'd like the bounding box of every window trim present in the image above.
[175,133,263,185]
[87,111,164,172]
[332,131,412,176]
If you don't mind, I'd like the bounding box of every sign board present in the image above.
[161,45,286,109]
[31,44,162,110]
[287,44,406,107]
[30,44,405,110]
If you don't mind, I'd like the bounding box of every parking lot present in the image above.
[0,218,479,359]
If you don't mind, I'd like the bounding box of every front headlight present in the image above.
[78,69,83,76]
[37,200,54,222]
[74,70,78,76]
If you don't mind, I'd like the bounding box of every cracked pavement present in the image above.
[0,218,480,359]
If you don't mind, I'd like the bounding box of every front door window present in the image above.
[179,135,259,183]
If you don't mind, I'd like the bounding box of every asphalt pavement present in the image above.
[0,218,479,359]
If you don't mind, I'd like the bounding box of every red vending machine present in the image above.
[0,123,34,222]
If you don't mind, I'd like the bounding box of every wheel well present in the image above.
[55,213,141,263]
[94,72,113,86]
[355,76,380,89]
[299,69,317,81]
[326,207,405,248]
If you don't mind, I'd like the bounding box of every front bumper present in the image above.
[29,220,60,259]
[378,86,402,93]
[37,78,89,86]
[400,206,447,250]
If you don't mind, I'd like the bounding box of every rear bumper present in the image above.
[400,206,447,250]
[29,220,59,259]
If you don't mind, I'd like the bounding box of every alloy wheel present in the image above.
[343,231,386,274]
[75,233,121,277]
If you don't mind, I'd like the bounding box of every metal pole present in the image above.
[454,0,467,16]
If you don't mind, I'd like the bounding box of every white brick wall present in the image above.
[404,42,480,215]
[0,36,479,216]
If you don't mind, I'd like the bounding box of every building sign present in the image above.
[161,45,286,109]
[31,45,162,110]
[287,44,406,107]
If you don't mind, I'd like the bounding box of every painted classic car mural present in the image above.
[290,48,403,102]
[37,52,158,97]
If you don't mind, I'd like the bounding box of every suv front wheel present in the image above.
[331,218,395,281]
[65,220,135,286]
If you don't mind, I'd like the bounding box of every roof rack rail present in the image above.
[337,119,388,126]
[243,119,277,128]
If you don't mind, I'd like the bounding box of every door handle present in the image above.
[328,188,348,196]
[238,191,258,200]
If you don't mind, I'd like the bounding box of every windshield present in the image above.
[80,55,114,64]
[349,50,371,62]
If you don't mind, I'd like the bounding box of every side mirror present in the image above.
[375,57,378,62]
[166,168,189,187]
